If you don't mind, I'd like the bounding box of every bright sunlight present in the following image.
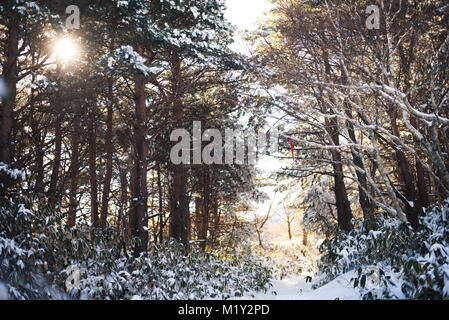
[53,38,78,62]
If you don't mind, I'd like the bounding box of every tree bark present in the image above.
[169,51,189,245]
[128,159,136,243]
[100,78,114,228]
[211,199,220,248]
[322,52,353,232]
[195,196,202,241]
[88,107,99,228]
[325,116,354,232]
[345,106,376,230]
[68,116,80,227]
[199,167,210,251]
[157,165,164,243]
[48,64,63,208]
[29,72,44,195]
[132,71,149,256]
[389,105,421,229]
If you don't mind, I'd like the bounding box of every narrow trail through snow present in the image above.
[232,271,360,300]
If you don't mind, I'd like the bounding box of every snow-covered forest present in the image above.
[1,0,449,301]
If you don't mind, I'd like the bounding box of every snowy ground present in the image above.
[232,271,361,300]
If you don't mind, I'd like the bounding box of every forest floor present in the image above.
[236,231,363,300]
[233,271,360,300]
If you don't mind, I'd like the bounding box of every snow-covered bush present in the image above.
[0,193,273,300]
[68,240,272,300]
[317,200,449,299]
[0,193,69,299]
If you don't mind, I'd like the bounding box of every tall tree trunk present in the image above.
[199,167,210,251]
[88,107,99,228]
[118,160,128,236]
[390,106,421,229]
[132,71,148,256]
[195,196,202,241]
[415,159,430,210]
[157,165,164,244]
[68,116,80,227]
[100,78,114,228]
[398,39,430,210]
[428,125,449,199]
[326,116,354,232]
[410,117,430,210]
[322,52,353,231]
[128,158,136,244]
[344,103,376,230]
[33,133,45,194]
[29,71,44,195]
[48,105,62,205]
[0,10,19,192]
[169,51,189,245]
[117,159,129,258]
[170,163,188,244]
[211,200,220,248]
[48,63,63,208]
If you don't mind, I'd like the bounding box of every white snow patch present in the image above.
[232,271,361,300]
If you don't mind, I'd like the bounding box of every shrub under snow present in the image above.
[318,200,449,299]
[0,193,273,300]
[66,241,272,300]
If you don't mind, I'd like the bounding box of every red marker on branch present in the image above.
[288,137,295,161]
